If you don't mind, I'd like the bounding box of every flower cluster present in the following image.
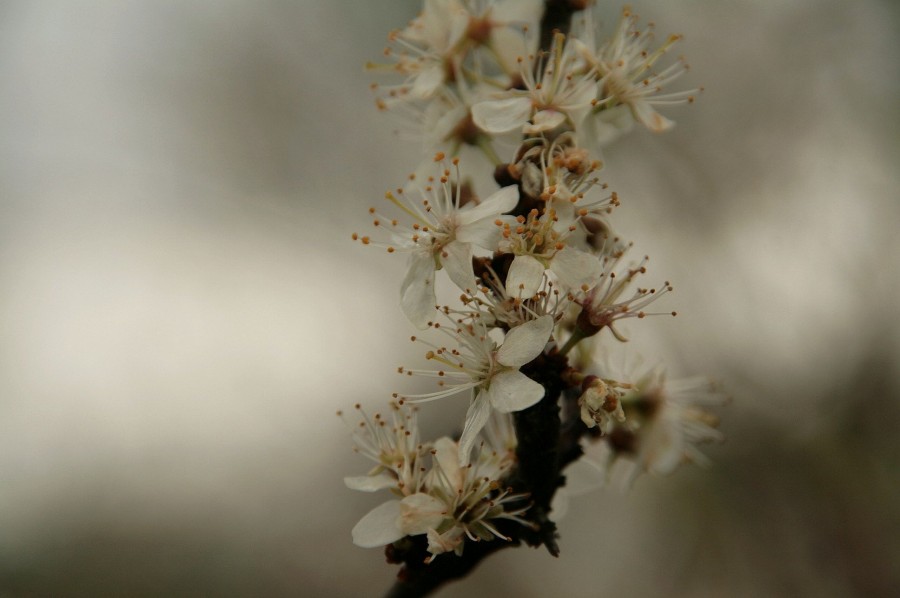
[344,0,722,577]
[342,403,529,562]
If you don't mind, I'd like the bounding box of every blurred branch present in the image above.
[383,532,518,598]
[538,0,590,52]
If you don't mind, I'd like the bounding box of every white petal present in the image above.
[549,200,578,230]
[563,78,600,113]
[344,473,396,492]
[489,0,542,69]
[571,38,594,66]
[427,0,469,50]
[351,500,404,548]
[631,100,675,133]
[400,251,436,329]
[457,391,493,463]
[642,420,683,475]
[412,0,468,50]
[497,315,553,367]
[457,185,518,225]
[455,216,508,250]
[505,254,545,298]
[487,369,544,413]
[412,63,445,98]
[549,246,602,290]
[426,527,464,557]
[399,493,448,535]
[581,104,634,152]
[609,458,641,490]
[425,103,467,147]
[472,96,533,134]
[550,488,570,521]
[560,458,608,497]
[524,109,566,134]
[431,437,464,492]
[600,103,635,128]
[441,240,476,293]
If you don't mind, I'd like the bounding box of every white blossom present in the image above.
[472,32,597,136]
[399,315,553,461]
[571,363,725,489]
[623,373,726,478]
[355,158,518,328]
[367,0,543,156]
[497,207,603,298]
[455,267,570,331]
[575,249,675,341]
[574,6,700,147]
[372,0,471,101]
[350,435,531,560]
[340,402,430,496]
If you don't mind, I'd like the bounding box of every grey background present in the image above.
[1,1,898,596]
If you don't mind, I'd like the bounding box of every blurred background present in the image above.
[1,1,898,596]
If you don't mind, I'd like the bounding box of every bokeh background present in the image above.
[1,1,898,596]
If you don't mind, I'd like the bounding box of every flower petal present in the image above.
[441,240,476,293]
[489,0,542,69]
[456,215,513,250]
[550,488,571,521]
[425,103,467,147]
[431,437,463,492]
[641,419,684,475]
[580,104,634,152]
[631,100,675,133]
[560,456,608,497]
[457,391,493,463]
[408,0,468,50]
[351,500,404,548]
[412,63,445,98]
[427,527,465,557]
[457,185,518,225]
[344,473,396,492]
[399,493,448,535]
[487,369,544,413]
[496,315,553,367]
[549,246,602,290]
[524,109,566,134]
[472,96,533,134]
[400,251,436,329]
[505,254,545,298]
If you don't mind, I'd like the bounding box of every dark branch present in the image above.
[538,0,590,53]
[383,527,520,598]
